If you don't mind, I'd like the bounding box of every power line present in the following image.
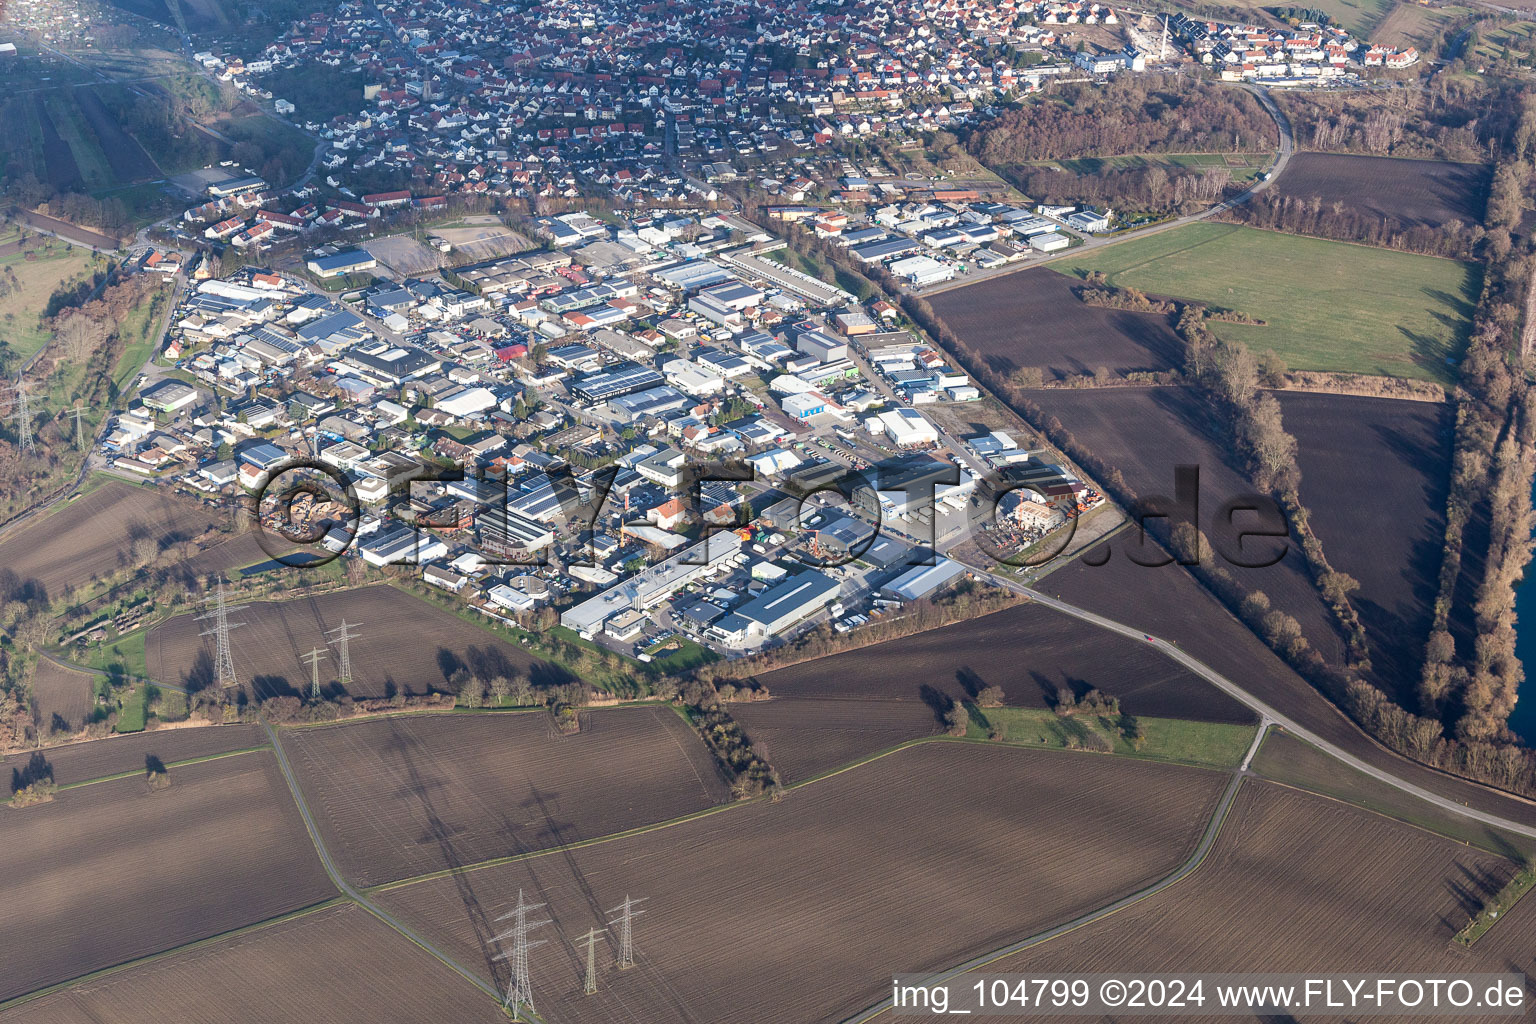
[492,889,549,1020]
[324,619,361,688]
[607,895,647,970]
[301,646,327,701]
[194,581,248,691]
[575,926,607,995]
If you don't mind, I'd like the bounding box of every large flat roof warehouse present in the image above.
[655,260,734,291]
[888,254,954,285]
[717,569,840,641]
[207,175,267,197]
[881,558,967,602]
[306,250,379,278]
[138,379,198,412]
[569,363,666,403]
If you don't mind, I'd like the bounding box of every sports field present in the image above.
[1054,223,1479,384]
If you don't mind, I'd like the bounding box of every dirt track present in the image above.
[375,742,1228,1024]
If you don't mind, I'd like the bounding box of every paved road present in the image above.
[839,558,1536,1024]
[916,84,1295,298]
[983,574,1536,842]
[842,746,1259,1023]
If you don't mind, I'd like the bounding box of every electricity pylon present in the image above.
[324,619,361,688]
[492,889,549,1020]
[8,379,35,455]
[607,895,647,970]
[575,926,607,995]
[301,646,327,700]
[195,581,247,690]
[70,401,88,451]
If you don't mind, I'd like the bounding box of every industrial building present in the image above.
[887,254,954,286]
[711,570,840,643]
[306,249,379,278]
[569,363,667,403]
[881,558,967,601]
[783,392,827,420]
[358,524,448,566]
[559,533,744,635]
[476,506,555,560]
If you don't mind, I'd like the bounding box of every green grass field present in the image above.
[113,683,148,733]
[644,636,718,673]
[1471,19,1536,64]
[110,286,168,395]
[1054,223,1478,385]
[1456,866,1536,945]
[74,628,150,680]
[964,704,1256,768]
[0,228,101,363]
[1212,0,1393,37]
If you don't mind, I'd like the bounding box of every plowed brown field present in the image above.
[756,601,1254,724]
[282,706,729,886]
[930,268,1184,381]
[374,743,1228,1024]
[0,481,221,601]
[0,751,332,1001]
[0,904,499,1023]
[145,584,546,699]
[988,781,1524,1023]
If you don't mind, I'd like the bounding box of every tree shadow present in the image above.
[250,673,298,701]
[955,667,985,699]
[435,647,464,685]
[183,647,215,695]
[1397,324,1453,377]
[530,661,575,688]
[467,644,516,683]
[918,683,953,726]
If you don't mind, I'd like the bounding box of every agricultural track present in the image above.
[991,578,1536,842]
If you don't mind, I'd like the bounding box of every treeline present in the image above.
[967,77,1275,167]
[1077,273,1176,315]
[1174,306,1372,668]
[42,274,162,418]
[1278,78,1522,163]
[0,270,159,525]
[1,178,132,238]
[1225,191,1487,259]
[1011,162,1241,217]
[683,682,779,799]
[1416,140,1536,751]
